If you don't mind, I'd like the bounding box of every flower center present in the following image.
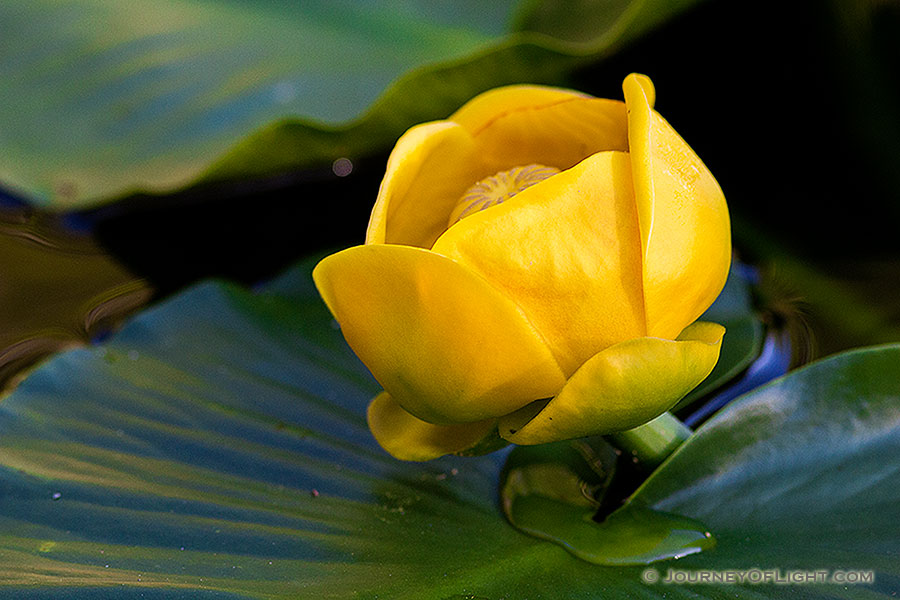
[447,164,560,226]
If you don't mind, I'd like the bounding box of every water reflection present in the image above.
[0,205,152,395]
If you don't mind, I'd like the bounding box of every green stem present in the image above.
[608,412,691,470]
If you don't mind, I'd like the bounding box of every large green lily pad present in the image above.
[1,0,701,208]
[0,257,896,598]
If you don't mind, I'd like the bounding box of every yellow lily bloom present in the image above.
[314,74,730,461]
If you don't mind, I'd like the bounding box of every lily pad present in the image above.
[0,257,896,598]
[1,0,701,208]
[500,439,716,565]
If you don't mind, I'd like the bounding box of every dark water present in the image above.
[0,204,152,394]
[0,157,384,397]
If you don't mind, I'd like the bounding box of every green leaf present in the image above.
[632,343,900,591]
[500,439,716,565]
[1,0,702,209]
[0,257,896,598]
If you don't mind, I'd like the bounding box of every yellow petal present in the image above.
[499,322,724,445]
[450,85,629,174]
[312,244,567,424]
[433,151,646,376]
[365,121,485,249]
[623,73,731,339]
[367,392,497,461]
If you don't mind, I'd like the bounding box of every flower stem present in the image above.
[608,412,692,470]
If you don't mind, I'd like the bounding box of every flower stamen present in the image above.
[448,164,560,226]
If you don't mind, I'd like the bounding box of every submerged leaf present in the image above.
[500,439,716,565]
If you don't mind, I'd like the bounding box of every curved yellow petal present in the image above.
[433,151,645,376]
[312,244,567,424]
[499,322,725,445]
[451,85,592,130]
[450,85,628,174]
[623,73,731,339]
[368,392,497,461]
[365,121,485,249]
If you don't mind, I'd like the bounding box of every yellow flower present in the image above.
[313,74,730,461]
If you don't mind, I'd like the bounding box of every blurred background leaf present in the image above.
[0,0,701,209]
